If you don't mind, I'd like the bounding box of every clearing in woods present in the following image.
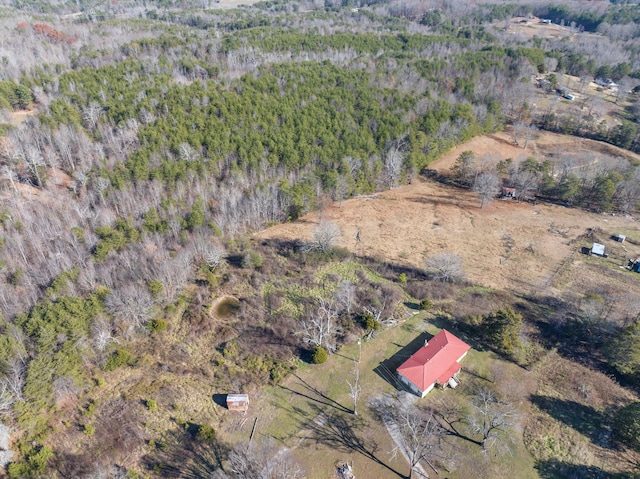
[258,131,640,297]
[249,131,640,478]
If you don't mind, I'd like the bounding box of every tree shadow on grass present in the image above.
[373,331,434,394]
[141,429,228,478]
[278,374,352,414]
[269,389,406,477]
[535,458,629,479]
[531,395,610,446]
[303,404,406,479]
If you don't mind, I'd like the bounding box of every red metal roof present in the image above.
[397,329,471,392]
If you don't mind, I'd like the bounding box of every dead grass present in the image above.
[526,351,639,475]
[252,131,640,478]
[504,17,572,40]
[258,132,640,300]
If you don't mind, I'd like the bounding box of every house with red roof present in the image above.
[396,329,471,397]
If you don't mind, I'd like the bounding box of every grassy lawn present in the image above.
[237,311,541,479]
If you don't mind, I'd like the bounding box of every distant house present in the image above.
[226,394,249,412]
[397,329,471,398]
[591,243,606,257]
[502,187,516,198]
[595,78,618,90]
[614,234,626,243]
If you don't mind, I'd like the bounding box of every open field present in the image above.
[215,313,543,479]
[250,131,640,478]
[505,17,573,40]
[258,132,640,298]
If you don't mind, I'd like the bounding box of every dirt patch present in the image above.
[258,132,640,296]
[210,295,240,319]
[9,108,35,125]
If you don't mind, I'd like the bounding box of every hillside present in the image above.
[260,131,640,296]
[0,0,640,478]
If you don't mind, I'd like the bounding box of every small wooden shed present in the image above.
[226,394,249,412]
[614,234,626,243]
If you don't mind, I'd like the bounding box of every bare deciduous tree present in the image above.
[93,177,111,207]
[303,220,341,253]
[371,394,446,479]
[83,102,103,130]
[227,437,305,479]
[2,359,25,402]
[104,285,154,338]
[347,340,361,415]
[193,234,226,270]
[467,388,519,454]
[2,166,18,194]
[511,121,538,147]
[178,142,199,162]
[91,316,118,352]
[0,382,14,415]
[297,298,339,352]
[473,172,500,208]
[53,376,79,407]
[383,139,405,189]
[425,252,464,283]
[203,244,226,270]
[23,144,45,187]
[334,280,356,316]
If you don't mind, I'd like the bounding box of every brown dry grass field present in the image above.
[247,131,640,478]
[506,17,573,40]
[258,131,640,298]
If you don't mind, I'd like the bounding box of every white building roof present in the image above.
[227,394,249,402]
[591,243,605,256]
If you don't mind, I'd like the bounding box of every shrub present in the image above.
[222,341,238,358]
[483,307,523,356]
[419,298,433,310]
[83,399,97,416]
[147,318,167,333]
[83,424,95,436]
[104,347,136,371]
[398,273,408,284]
[605,323,640,382]
[242,250,264,269]
[311,347,328,364]
[613,402,640,452]
[146,399,157,411]
[148,280,163,299]
[196,424,216,442]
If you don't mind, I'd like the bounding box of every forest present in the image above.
[0,0,639,477]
